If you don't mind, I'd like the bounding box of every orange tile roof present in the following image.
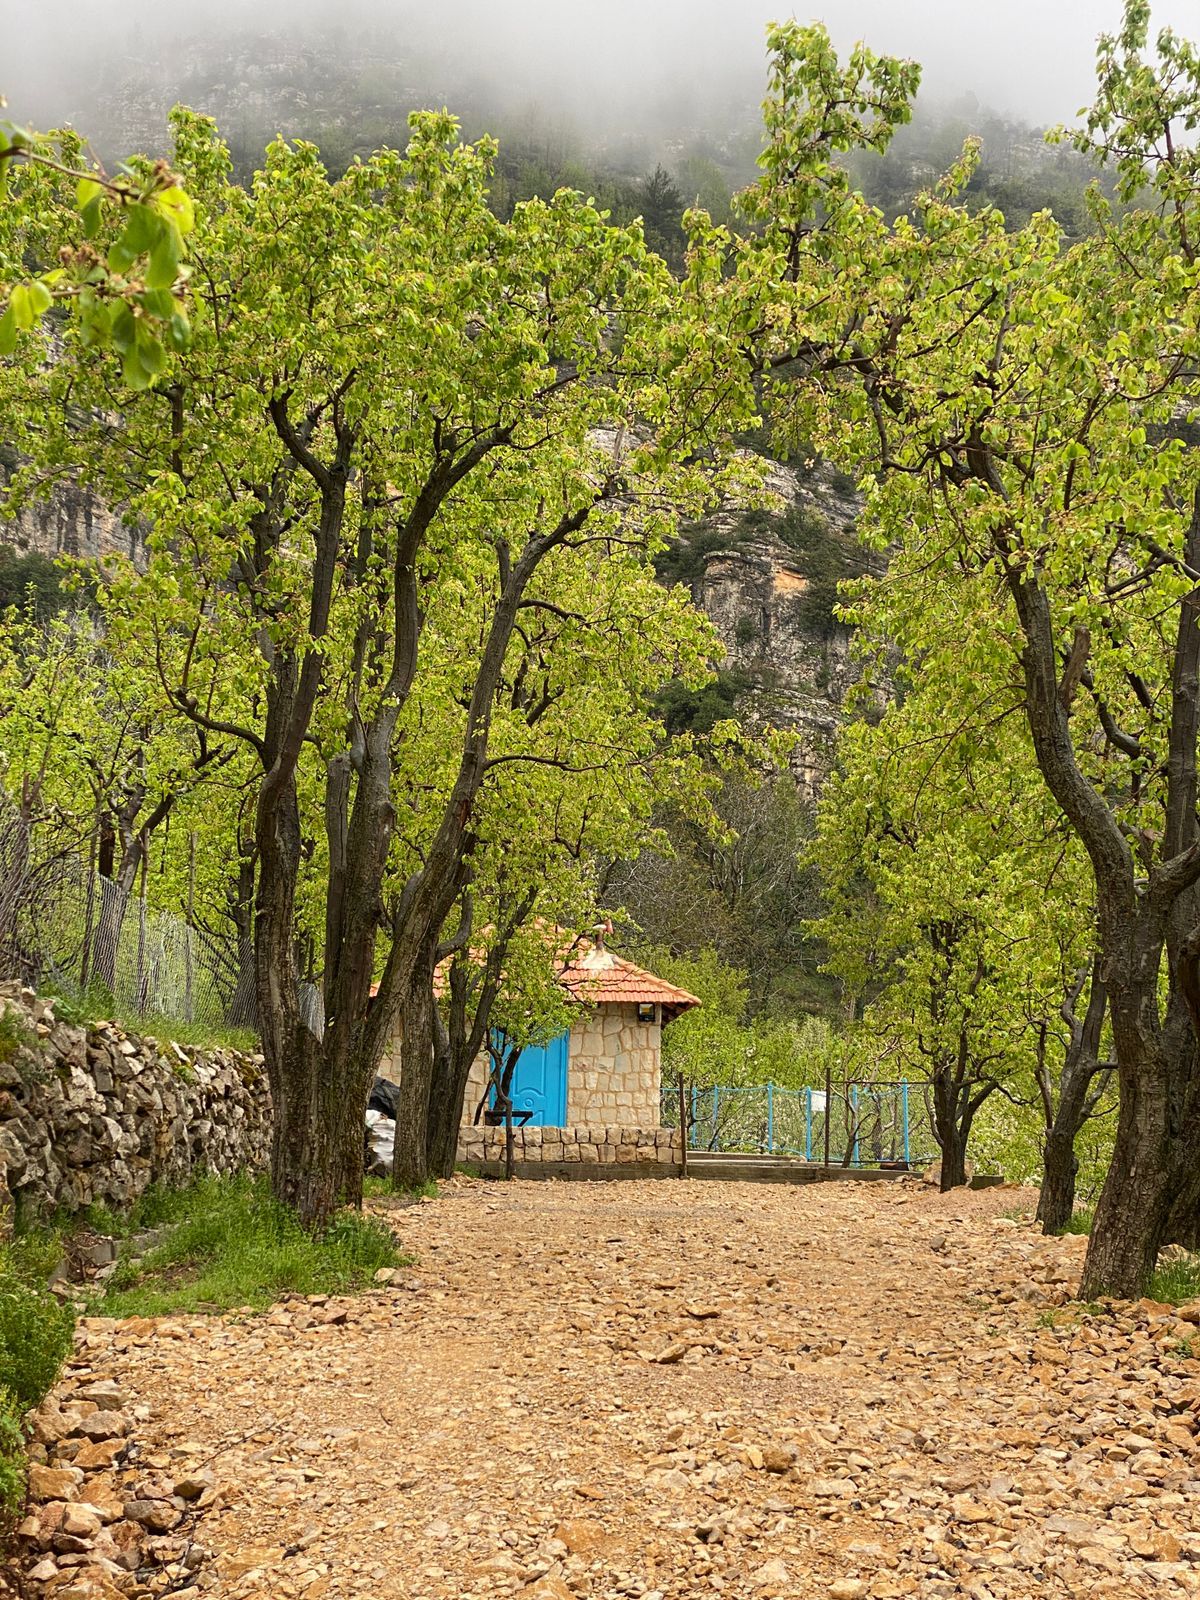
[372,941,699,1019]
[557,949,701,1019]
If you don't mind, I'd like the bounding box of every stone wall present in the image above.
[457,1123,681,1176]
[565,1003,660,1127]
[0,987,271,1225]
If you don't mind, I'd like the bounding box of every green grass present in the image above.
[363,1175,438,1202]
[1147,1254,1200,1307]
[0,1007,34,1066]
[122,1013,260,1054]
[1060,1208,1094,1236]
[0,1240,74,1408]
[41,982,259,1054]
[93,1175,402,1317]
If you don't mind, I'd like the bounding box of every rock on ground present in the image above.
[29,1177,1200,1600]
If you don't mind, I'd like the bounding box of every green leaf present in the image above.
[145,233,181,291]
[8,285,34,332]
[27,281,52,316]
[135,324,167,376]
[76,177,103,212]
[110,304,136,353]
[108,239,138,275]
[123,204,163,256]
[121,345,152,390]
[80,196,104,240]
[155,185,195,236]
[0,308,17,356]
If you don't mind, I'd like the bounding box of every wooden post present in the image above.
[823,1067,832,1169]
[185,831,196,1023]
[677,1072,688,1178]
[135,849,149,1015]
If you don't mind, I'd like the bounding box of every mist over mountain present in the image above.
[6,0,1198,164]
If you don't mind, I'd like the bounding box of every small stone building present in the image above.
[458,945,699,1130]
[379,943,698,1172]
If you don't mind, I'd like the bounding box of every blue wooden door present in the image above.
[506,1032,569,1126]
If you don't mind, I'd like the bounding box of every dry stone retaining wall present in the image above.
[0,986,270,1226]
[457,1122,681,1176]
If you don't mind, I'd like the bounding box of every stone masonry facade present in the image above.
[564,1003,660,1125]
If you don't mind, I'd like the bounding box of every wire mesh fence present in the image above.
[0,802,256,1031]
[660,1078,938,1169]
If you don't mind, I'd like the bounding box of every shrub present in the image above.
[1148,1254,1200,1307]
[0,1006,34,1066]
[0,1252,74,1410]
[0,1386,26,1533]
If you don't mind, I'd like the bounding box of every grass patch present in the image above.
[1148,1253,1200,1307]
[41,982,259,1054]
[95,1176,402,1317]
[0,1236,76,1534]
[1060,1208,1094,1236]
[123,1013,261,1054]
[0,1006,34,1066]
[364,1175,438,1202]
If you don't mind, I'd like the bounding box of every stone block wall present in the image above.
[565,1003,660,1127]
[0,986,271,1225]
[457,1122,681,1174]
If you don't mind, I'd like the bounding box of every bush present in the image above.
[0,1006,34,1066]
[1148,1254,1200,1307]
[98,1175,402,1316]
[0,1386,26,1533]
[0,1252,74,1410]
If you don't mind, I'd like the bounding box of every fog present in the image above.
[4,0,1198,148]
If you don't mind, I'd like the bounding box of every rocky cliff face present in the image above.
[664,454,872,797]
[2,451,866,792]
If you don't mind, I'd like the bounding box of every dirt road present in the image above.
[64,1177,1200,1598]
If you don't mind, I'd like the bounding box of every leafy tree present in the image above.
[609,773,824,1013]
[745,3,1200,1292]
[0,104,192,367]
[638,165,685,266]
[11,108,761,1227]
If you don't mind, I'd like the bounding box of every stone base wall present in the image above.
[457,1122,680,1174]
[0,987,271,1226]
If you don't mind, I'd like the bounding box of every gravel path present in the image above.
[65,1176,1200,1599]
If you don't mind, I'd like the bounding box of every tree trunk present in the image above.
[426,1029,472,1180]
[267,1023,363,1226]
[392,939,437,1191]
[1080,1019,1190,1298]
[931,1069,971,1191]
[1036,1128,1079,1234]
[937,1123,968,1192]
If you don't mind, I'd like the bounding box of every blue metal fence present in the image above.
[660,1080,934,1168]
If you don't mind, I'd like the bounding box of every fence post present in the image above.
[185,831,196,1023]
[851,1084,860,1166]
[767,1080,774,1155]
[901,1081,910,1166]
[805,1087,812,1161]
[823,1068,831,1168]
[677,1072,688,1179]
[712,1083,719,1152]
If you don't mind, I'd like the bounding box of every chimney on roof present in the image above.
[593,918,613,951]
